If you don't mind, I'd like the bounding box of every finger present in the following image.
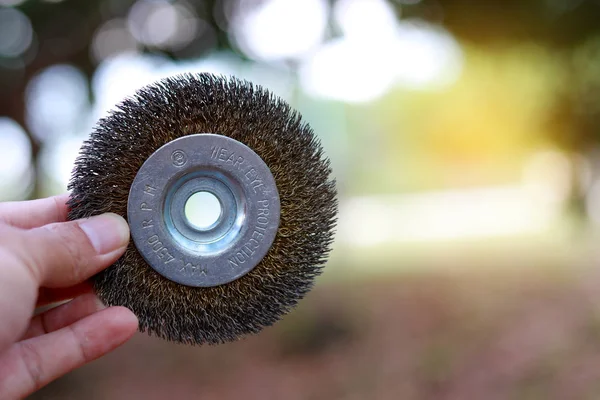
[3,213,130,287]
[22,293,105,340]
[0,193,70,229]
[0,307,138,399]
[36,282,93,308]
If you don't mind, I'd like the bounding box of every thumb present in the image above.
[7,213,130,287]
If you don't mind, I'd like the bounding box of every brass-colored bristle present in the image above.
[67,73,338,345]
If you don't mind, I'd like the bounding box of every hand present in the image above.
[0,194,138,399]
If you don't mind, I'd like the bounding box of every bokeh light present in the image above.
[39,135,86,193]
[0,7,33,57]
[231,0,328,61]
[92,19,139,62]
[0,0,26,6]
[299,36,399,103]
[0,118,33,200]
[91,53,167,119]
[395,21,463,88]
[334,0,398,40]
[91,51,296,119]
[25,64,90,142]
[300,14,462,102]
[127,0,198,50]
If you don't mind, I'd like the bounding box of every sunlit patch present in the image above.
[25,64,90,142]
[338,184,563,247]
[0,7,33,57]
[0,118,33,200]
[231,0,328,61]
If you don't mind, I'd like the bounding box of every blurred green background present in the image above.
[3,0,600,398]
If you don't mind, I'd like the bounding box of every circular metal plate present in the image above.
[127,134,281,287]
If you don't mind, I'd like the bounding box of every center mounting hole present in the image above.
[184,191,222,230]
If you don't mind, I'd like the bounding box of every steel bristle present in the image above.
[67,73,338,345]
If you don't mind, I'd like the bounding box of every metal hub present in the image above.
[127,134,281,287]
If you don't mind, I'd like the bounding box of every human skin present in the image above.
[0,193,138,399]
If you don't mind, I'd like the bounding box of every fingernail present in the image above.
[93,295,107,311]
[79,213,130,254]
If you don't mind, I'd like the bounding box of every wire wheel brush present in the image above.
[67,73,338,345]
